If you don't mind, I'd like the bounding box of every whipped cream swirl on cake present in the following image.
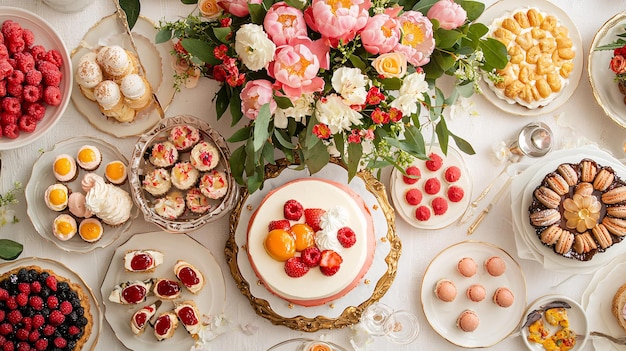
[315,206,348,252]
[85,174,133,226]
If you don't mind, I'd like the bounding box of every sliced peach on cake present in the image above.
[290,223,315,251]
[264,229,296,261]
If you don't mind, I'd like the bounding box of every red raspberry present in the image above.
[41,68,61,87]
[0,112,18,126]
[53,337,67,348]
[0,310,4,322]
[47,310,64,326]
[405,188,423,206]
[46,296,58,309]
[7,38,25,54]
[45,276,57,291]
[43,86,61,106]
[337,227,357,248]
[284,257,309,278]
[268,219,291,232]
[29,45,46,60]
[283,199,303,221]
[31,315,44,330]
[300,246,321,267]
[28,330,39,343]
[0,323,12,335]
[303,208,325,232]
[3,96,21,114]
[7,58,15,69]
[36,60,55,72]
[1,20,22,37]
[3,341,14,351]
[425,152,443,171]
[21,28,34,48]
[0,288,8,300]
[432,197,448,215]
[424,177,441,195]
[15,328,28,341]
[68,325,80,335]
[17,283,30,294]
[0,60,13,80]
[29,281,41,294]
[44,50,63,68]
[5,296,17,310]
[7,69,23,85]
[6,81,22,98]
[14,52,34,73]
[20,317,31,331]
[17,342,30,351]
[7,310,22,325]
[24,102,45,121]
[0,80,6,97]
[33,339,47,351]
[24,70,41,86]
[0,45,7,60]
[448,186,464,203]
[15,293,27,307]
[415,205,431,221]
[41,325,54,336]
[18,116,36,133]
[402,165,421,184]
[28,296,43,311]
[59,301,72,315]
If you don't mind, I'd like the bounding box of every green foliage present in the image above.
[0,239,22,261]
[596,25,626,51]
[119,0,140,30]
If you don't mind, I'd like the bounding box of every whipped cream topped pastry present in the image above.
[190,141,220,171]
[171,161,199,190]
[149,141,179,168]
[142,168,172,196]
[68,192,92,218]
[81,172,99,193]
[45,183,69,212]
[199,170,228,199]
[94,80,136,122]
[52,214,77,241]
[120,73,152,110]
[185,188,211,214]
[96,45,137,80]
[75,56,103,101]
[169,125,201,151]
[84,174,133,226]
[153,191,186,219]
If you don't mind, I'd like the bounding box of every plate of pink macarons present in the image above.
[420,241,527,348]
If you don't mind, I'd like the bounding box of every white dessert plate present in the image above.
[0,7,72,150]
[230,162,396,331]
[510,146,626,273]
[521,295,589,351]
[389,144,472,230]
[25,136,137,253]
[0,257,102,350]
[477,0,583,117]
[101,231,226,351]
[589,11,626,129]
[583,260,626,351]
[71,14,176,138]
[266,338,348,351]
[129,115,238,233]
[420,241,527,348]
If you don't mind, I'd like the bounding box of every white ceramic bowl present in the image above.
[0,7,71,150]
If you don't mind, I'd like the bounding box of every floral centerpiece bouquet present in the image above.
[121,0,507,193]
[596,25,626,102]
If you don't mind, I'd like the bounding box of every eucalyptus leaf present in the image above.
[262,141,276,165]
[181,0,198,4]
[411,0,438,13]
[228,126,253,143]
[460,0,485,22]
[0,239,22,261]
[435,28,463,49]
[253,104,272,152]
[455,81,475,98]
[229,145,247,185]
[468,22,488,38]
[247,171,264,194]
[273,129,296,149]
[381,78,402,90]
[119,0,140,31]
[285,0,307,10]
[349,55,366,70]
[347,142,363,181]
[182,38,221,65]
[274,95,294,109]
[215,85,229,119]
[303,141,330,174]
[479,38,508,70]
[213,27,232,44]
[451,132,476,155]
[155,29,172,44]
[248,3,267,24]
[245,139,257,176]
[435,119,449,154]
[230,92,244,126]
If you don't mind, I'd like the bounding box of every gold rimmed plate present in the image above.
[101,231,226,350]
[0,257,102,350]
[71,14,176,138]
[477,0,583,116]
[420,241,527,348]
[266,338,349,351]
[225,159,400,332]
[589,11,626,129]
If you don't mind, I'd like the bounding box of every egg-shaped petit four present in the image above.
[52,154,77,182]
[171,162,199,190]
[76,145,102,171]
[68,192,92,218]
[190,141,220,171]
[456,309,479,332]
[142,168,171,197]
[169,125,201,151]
[185,188,211,214]
[78,218,103,243]
[45,184,69,212]
[199,170,228,199]
[52,214,77,241]
[105,160,127,185]
[153,191,185,219]
[148,141,178,168]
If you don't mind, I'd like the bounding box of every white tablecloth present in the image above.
[0,0,625,350]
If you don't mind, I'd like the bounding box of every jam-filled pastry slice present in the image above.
[154,312,179,341]
[174,260,205,294]
[174,300,202,338]
[130,300,162,335]
[109,278,155,304]
[123,249,164,273]
[153,278,182,300]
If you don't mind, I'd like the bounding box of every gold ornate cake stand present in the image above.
[225,158,400,332]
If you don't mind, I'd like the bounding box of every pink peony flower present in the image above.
[217,0,262,17]
[361,14,400,55]
[240,79,277,120]
[394,11,435,67]
[427,0,467,30]
[268,37,328,97]
[305,0,371,46]
[264,3,307,47]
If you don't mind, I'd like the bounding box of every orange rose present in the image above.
[372,52,407,79]
[610,55,626,75]
[198,0,222,19]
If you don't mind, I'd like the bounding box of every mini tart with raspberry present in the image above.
[0,265,93,351]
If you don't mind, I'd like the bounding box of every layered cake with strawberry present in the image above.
[390,145,471,229]
[246,178,375,307]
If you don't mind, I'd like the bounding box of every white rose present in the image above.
[315,94,362,134]
[274,93,315,128]
[234,24,276,71]
[389,94,418,116]
[399,72,428,99]
[331,67,368,106]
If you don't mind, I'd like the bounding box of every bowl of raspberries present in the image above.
[0,7,71,150]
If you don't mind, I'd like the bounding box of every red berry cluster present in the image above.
[0,20,64,139]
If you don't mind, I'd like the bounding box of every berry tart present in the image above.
[0,266,93,351]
